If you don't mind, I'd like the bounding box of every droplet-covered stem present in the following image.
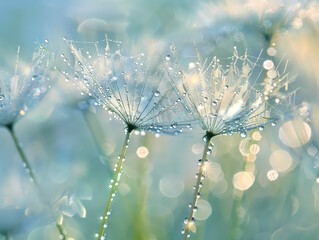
[6,124,66,240]
[7,124,39,186]
[183,132,214,240]
[97,128,132,240]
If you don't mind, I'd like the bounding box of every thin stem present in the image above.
[5,124,67,240]
[183,132,214,240]
[7,124,39,186]
[56,223,66,240]
[1,232,9,240]
[97,128,132,240]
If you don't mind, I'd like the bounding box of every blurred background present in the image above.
[1,0,319,239]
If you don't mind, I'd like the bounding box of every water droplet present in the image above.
[189,62,195,69]
[184,218,188,224]
[194,206,198,212]
[224,85,229,90]
[263,60,274,70]
[197,159,202,166]
[240,131,247,138]
[258,126,264,131]
[63,37,67,41]
[154,91,160,97]
[165,55,171,61]
[271,122,276,126]
[0,95,4,101]
[212,100,217,106]
[181,229,185,234]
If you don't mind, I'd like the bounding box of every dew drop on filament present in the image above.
[240,131,247,138]
[154,91,160,97]
[263,60,274,70]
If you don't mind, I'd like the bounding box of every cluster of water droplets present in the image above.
[62,37,194,136]
[0,43,51,125]
[181,136,214,238]
[92,127,132,240]
[164,44,296,137]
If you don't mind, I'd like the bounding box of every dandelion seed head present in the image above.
[0,44,51,126]
[64,38,194,135]
[165,44,297,137]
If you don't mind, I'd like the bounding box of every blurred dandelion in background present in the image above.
[0,43,69,239]
[0,44,50,185]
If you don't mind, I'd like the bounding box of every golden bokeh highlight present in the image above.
[249,144,260,155]
[278,120,311,148]
[269,149,292,172]
[252,131,262,141]
[233,171,255,190]
[136,146,149,158]
[267,169,279,181]
[239,138,252,156]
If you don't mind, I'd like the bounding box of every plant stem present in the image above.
[183,132,214,240]
[97,128,132,240]
[5,124,67,240]
[2,232,9,240]
[7,123,39,186]
[57,223,66,240]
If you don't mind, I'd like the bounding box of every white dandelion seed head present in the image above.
[165,44,297,136]
[0,44,52,126]
[64,37,194,135]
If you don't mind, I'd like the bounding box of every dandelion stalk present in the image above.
[4,123,67,240]
[6,123,39,186]
[183,132,214,240]
[97,125,133,240]
[1,233,9,240]
[56,222,66,240]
